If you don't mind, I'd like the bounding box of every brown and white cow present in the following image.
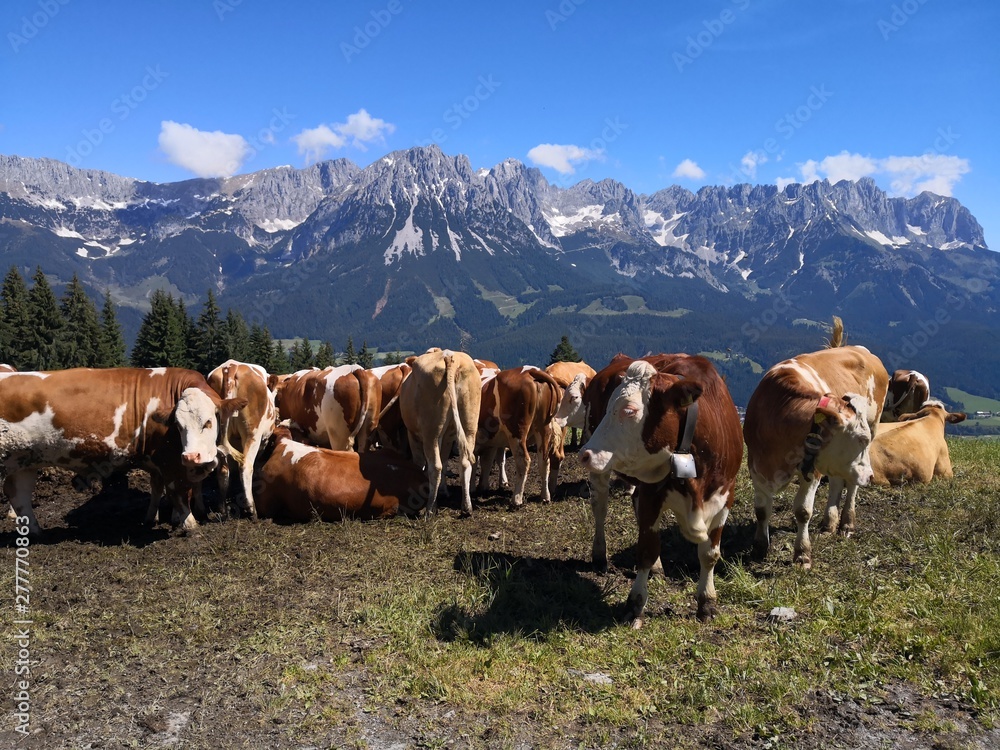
[0,364,15,373]
[207,360,276,518]
[0,367,246,533]
[369,362,412,452]
[579,356,743,624]
[743,346,889,569]
[399,349,481,515]
[578,353,680,572]
[254,422,426,521]
[871,399,966,485]
[476,366,564,505]
[882,369,931,422]
[274,364,381,452]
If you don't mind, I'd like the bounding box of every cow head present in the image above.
[554,372,587,429]
[811,392,875,485]
[171,388,247,480]
[579,361,702,483]
[897,399,967,425]
[885,369,931,421]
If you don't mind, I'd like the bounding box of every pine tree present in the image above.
[1,267,33,369]
[132,290,188,367]
[27,267,65,370]
[314,340,335,369]
[248,323,273,368]
[176,298,196,369]
[343,335,357,365]
[97,291,127,367]
[192,290,226,373]
[383,349,404,366]
[58,274,101,368]
[269,339,291,374]
[358,340,374,368]
[289,337,314,371]
[548,335,581,365]
[223,309,251,362]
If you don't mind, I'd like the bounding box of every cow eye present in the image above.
[621,405,639,420]
[204,420,212,429]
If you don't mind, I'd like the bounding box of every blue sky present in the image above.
[2,0,997,246]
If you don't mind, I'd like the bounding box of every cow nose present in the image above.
[579,449,593,466]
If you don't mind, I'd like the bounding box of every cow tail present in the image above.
[445,353,470,460]
[529,370,561,424]
[826,316,845,348]
[347,371,370,444]
[219,365,245,466]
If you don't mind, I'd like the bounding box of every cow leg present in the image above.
[215,454,232,515]
[425,442,444,516]
[498,450,509,488]
[238,432,263,520]
[475,447,496,494]
[792,475,822,570]
[459,438,475,516]
[6,471,40,536]
[170,485,200,531]
[510,440,530,507]
[752,482,775,560]
[191,483,207,522]
[696,526,724,622]
[837,481,859,537]
[589,470,611,572]
[629,493,664,577]
[145,473,163,526]
[536,431,552,504]
[823,477,845,534]
[626,493,664,627]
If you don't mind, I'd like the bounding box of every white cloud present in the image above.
[740,151,768,179]
[527,143,604,174]
[775,176,797,190]
[291,125,346,164]
[880,154,970,196]
[790,150,970,197]
[291,108,395,162]
[158,121,249,178]
[672,158,706,180]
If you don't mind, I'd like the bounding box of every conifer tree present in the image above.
[269,339,291,374]
[289,337,314,371]
[248,323,273,368]
[1,267,33,369]
[58,274,101,368]
[192,290,226,373]
[343,335,357,365]
[314,341,335,369]
[383,349,404,366]
[97,291,127,367]
[224,309,251,362]
[132,290,188,367]
[548,335,580,365]
[27,267,65,370]
[358,340,374,368]
[176,298,196,369]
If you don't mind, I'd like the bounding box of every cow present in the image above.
[399,349,481,515]
[476,366,563,506]
[369,363,411,452]
[253,422,426,521]
[870,400,966,485]
[579,353,680,572]
[743,345,889,569]
[0,367,246,534]
[207,360,276,519]
[274,364,381,452]
[474,358,501,371]
[883,369,931,422]
[547,360,597,449]
[578,355,743,624]
[0,364,15,373]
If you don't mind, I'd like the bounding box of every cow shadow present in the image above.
[432,551,620,645]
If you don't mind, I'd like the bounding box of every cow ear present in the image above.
[946,411,967,424]
[815,399,844,426]
[896,411,922,422]
[405,356,417,366]
[219,397,248,420]
[656,378,702,408]
[267,374,280,392]
[149,406,174,425]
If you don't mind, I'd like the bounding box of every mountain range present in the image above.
[1,147,997,405]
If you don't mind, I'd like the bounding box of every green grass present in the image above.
[579,297,691,317]
[698,350,765,374]
[473,281,534,319]
[944,387,1000,414]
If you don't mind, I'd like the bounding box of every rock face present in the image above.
[0,146,997,404]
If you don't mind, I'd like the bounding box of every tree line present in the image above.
[0,266,401,375]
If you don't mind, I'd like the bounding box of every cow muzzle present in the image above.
[182,452,218,479]
[579,448,612,474]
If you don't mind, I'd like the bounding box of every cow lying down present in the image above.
[870,400,966,486]
[254,423,426,521]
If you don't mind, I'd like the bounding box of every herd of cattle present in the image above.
[0,328,965,625]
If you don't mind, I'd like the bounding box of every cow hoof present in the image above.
[751,539,770,561]
[838,524,854,538]
[592,557,609,575]
[650,559,665,578]
[696,597,717,623]
[793,555,812,571]
[631,617,644,630]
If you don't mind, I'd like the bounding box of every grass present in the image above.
[473,281,534,319]
[2,441,999,748]
[944,387,1000,414]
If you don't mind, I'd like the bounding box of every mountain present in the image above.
[1,147,997,404]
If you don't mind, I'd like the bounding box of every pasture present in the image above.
[2,440,999,749]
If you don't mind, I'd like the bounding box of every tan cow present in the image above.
[882,369,931,422]
[871,400,966,485]
[254,423,426,521]
[0,368,245,533]
[546,360,596,449]
[274,364,381,452]
[744,346,889,569]
[476,366,564,505]
[207,360,276,519]
[399,349,481,515]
